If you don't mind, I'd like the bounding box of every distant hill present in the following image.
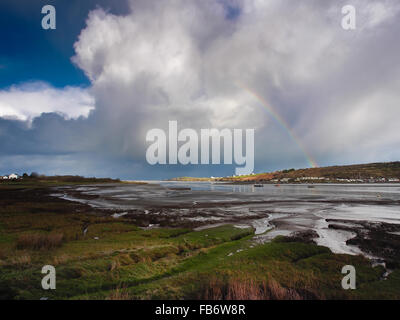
[169,177,214,182]
[223,162,400,183]
[171,162,400,183]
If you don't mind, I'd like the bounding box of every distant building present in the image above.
[8,174,19,179]
[2,176,8,180]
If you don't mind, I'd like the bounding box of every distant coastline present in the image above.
[169,161,400,184]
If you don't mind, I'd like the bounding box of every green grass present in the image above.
[0,223,253,299]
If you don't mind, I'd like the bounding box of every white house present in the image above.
[2,176,8,180]
[8,174,19,179]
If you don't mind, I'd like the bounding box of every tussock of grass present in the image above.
[10,253,31,266]
[200,276,303,300]
[17,233,64,250]
[53,254,71,265]
[107,285,131,300]
[110,259,121,271]
[130,245,180,263]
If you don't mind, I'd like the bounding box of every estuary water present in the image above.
[54,182,400,257]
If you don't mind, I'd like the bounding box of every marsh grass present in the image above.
[200,276,303,300]
[10,253,31,266]
[107,285,131,300]
[1,184,400,300]
[17,233,64,250]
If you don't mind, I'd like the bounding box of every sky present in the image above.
[0,0,400,179]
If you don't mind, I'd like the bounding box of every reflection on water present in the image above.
[156,181,400,201]
[58,181,400,214]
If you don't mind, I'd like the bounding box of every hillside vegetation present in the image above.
[172,162,400,183]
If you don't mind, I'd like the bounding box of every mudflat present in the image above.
[1,181,399,299]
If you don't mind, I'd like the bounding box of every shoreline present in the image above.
[1,182,400,299]
[53,182,400,268]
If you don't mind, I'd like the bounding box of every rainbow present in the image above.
[238,84,318,168]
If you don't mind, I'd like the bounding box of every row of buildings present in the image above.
[271,176,400,183]
[1,173,20,180]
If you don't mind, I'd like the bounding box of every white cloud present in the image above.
[0,82,94,122]
[2,0,400,177]
[362,0,400,29]
[70,0,400,170]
